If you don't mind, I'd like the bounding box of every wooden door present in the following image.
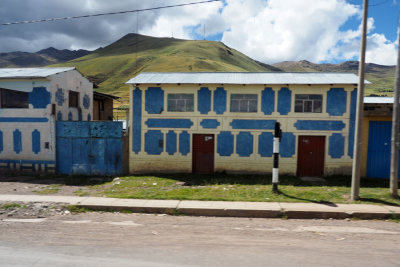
[297,136,325,177]
[192,134,214,174]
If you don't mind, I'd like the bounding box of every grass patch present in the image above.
[1,203,23,210]
[66,205,93,214]
[34,185,61,195]
[74,189,91,197]
[88,173,400,206]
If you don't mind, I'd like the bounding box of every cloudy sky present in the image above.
[0,0,398,65]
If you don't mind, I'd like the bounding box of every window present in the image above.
[295,94,322,113]
[69,91,79,108]
[230,94,258,112]
[167,94,194,112]
[0,88,29,108]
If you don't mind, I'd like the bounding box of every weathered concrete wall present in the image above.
[0,69,93,173]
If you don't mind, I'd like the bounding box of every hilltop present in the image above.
[53,34,281,101]
[273,60,396,95]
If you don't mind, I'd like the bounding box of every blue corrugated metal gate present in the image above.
[367,121,400,179]
[56,121,122,175]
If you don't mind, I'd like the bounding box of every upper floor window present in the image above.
[295,94,322,113]
[230,94,257,112]
[167,94,194,112]
[69,91,79,108]
[0,88,29,108]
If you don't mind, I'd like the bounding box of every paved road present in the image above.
[0,212,399,267]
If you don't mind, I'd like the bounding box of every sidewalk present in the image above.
[1,194,400,219]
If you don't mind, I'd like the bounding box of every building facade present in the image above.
[127,72,360,176]
[0,67,93,172]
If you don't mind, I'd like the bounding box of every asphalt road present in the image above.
[0,212,399,267]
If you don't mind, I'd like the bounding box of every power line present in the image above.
[1,0,222,26]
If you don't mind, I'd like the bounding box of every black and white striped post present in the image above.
[272,122,282,194]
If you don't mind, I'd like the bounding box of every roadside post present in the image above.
[272,122,282,194]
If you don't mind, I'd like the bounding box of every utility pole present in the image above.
[351,0,368,201]
[389,16,400,198]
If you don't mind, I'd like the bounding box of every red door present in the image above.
[297,136,325,177]
[192,134,214,174]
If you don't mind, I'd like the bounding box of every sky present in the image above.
[0,0,399,65]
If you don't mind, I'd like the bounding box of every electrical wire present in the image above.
[1,0,222,26]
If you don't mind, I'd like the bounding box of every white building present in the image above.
[0,67,93,172]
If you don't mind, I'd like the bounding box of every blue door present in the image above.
[367,121,400,179]
[56,121,123,176]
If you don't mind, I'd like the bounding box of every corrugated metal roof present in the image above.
[126,72,369,85]
[364,97,393,104]
[0,67,75,78]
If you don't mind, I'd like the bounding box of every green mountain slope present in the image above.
[273,60,396,96]
[54,34,281,102]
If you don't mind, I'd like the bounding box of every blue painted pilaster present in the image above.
[329,133,345,159]
[13,129,22,154]
[327,88,347,116]
[166,131,177,155]
[32,129,41,154]
[132,88,142,154]
[261,87,275,115]
[213,87,226,115]
[236,132,253,157]
[348,89,357,158]
[278,87,291,115]
[198,87,211,114]
[179,131,190,156]
[258,132,273,157]
[217,131,233,156]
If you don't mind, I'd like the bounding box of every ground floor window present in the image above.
[0,88,29,108]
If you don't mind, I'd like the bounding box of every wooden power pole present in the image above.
[389,16,400,198]
[351,0,368,201]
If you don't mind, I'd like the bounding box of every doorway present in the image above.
[192,134,214,174]
[297,136,325,177]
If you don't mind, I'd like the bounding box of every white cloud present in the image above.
[0,0,398,65]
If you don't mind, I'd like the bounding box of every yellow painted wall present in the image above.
[129,83,356,175]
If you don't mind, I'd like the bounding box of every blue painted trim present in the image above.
[217,131,234,156]
[0,160,55,172]
[278,87,291,115]
[13,129,22,154]
[294,120,345,131]
[0,131,3,153]
[327,88,347,116]
[145,87,164,114]
[83,94,90,109]
[261,87,275,115]
[145,130,164,155]
[179,131,190,156]
[329,133,344,159]
[87,114,91,121]
[166,131,177,155]
[236,132,253,157]
[0,118,48,123]
[132,88,142,154]
[146,118,193,129]
[57,111,63,121]
[280,133,295,158]
[32,129,41,154]
[200,119,220,129]
[78,112,82,121]
[213,87,226,115]
[258,132,273,157]
[29,87,51,109]
[348,89,357,158]
[230,119,276,130]
[55,88,65,106]
[198,87,211,114]
[68,112,73,121]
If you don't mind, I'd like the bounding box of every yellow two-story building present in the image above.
[126,72,360,176]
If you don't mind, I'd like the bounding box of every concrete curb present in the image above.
[0,194,399,220]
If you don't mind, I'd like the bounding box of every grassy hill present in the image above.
[54,34,280,103]
[273,60,396,96]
